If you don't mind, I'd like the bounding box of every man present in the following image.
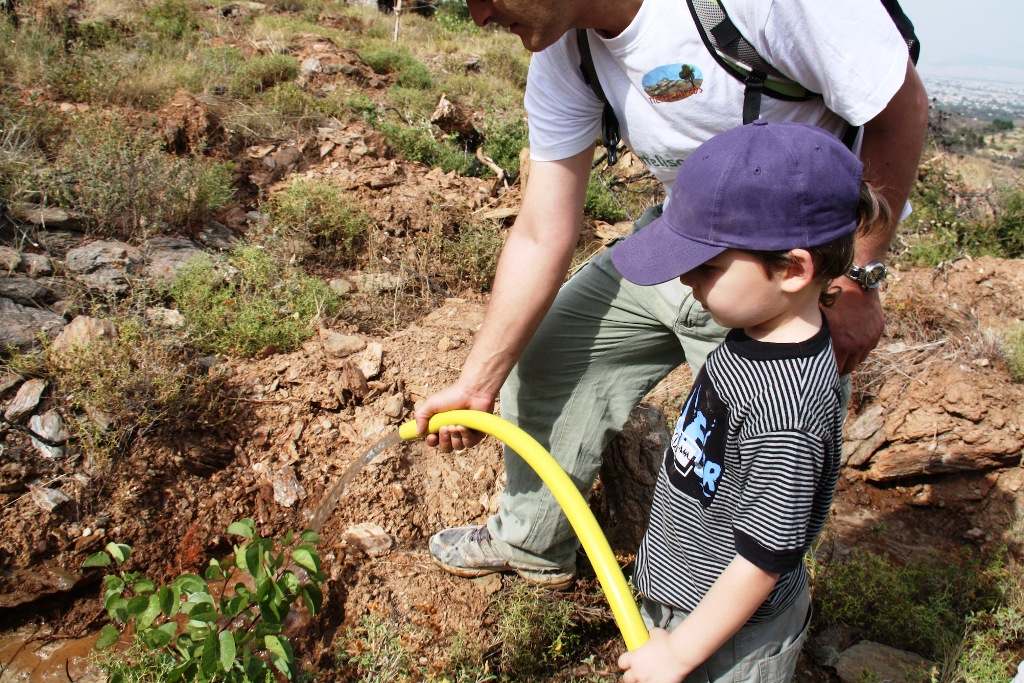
[413,0,929,589]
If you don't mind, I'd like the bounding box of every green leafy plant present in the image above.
[145,0,200,41]
[85,520,326,682]
[481,116,528,178]
[438,629,496,683]
[993,185,1024,258]
[435,0,477,34]
[377,119,476,175]
[230,54,300,97]
[361,47,434,90]
[167,244,339,357]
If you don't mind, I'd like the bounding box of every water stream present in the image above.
[308,429,403,532]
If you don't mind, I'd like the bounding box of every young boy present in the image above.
[611,120,890,683]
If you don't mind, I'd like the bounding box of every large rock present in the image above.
[50,315,118,356]
[64,241,145,295]
[834,640,931,683]
[4,378,48,423]
[0,276,58,306]
[0,298,65,351]
[844,364,1024,482]
[142,237,207,282]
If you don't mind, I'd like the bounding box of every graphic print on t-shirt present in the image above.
[642,63,704,103]
[666,377,726,507]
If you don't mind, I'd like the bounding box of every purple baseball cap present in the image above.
[611,120,863,286]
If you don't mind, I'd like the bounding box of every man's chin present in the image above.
[511,26,555,52]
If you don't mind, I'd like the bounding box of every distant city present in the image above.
[922,77,1024,121]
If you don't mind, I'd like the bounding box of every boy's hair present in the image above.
[752,181,891,307]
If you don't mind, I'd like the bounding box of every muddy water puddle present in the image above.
[0,626,101,683]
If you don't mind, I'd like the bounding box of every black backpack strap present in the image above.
[881,0,920,65]
[577,28,622,165]
[686,0,815,125]
[841,0,920,149]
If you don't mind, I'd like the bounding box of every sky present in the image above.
[897,0,1024,84]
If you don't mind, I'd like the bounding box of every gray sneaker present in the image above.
[429,525,576,590]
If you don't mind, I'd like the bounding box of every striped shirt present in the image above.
[633,322,843,622]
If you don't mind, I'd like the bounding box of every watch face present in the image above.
[864,264,887,287]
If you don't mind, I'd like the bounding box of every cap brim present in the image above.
[610,216,726,286]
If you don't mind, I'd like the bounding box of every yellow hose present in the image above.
[399,410,650,651]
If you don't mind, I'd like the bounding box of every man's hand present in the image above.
[413,384,495,453]
[825,279,885,376]
[618,628,689,683]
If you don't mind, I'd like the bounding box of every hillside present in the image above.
[1,2,1024,681]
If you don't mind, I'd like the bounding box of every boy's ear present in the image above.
[779,249,815,293]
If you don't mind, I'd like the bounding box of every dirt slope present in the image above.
[1,15,1023,681]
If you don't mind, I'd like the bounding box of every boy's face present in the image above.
[678,250,790,332]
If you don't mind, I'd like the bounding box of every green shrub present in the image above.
[435,0,476,33]
[167,245,340,357]
[898,162,966,266]
[482,45,529,91]
[811,546,1006,660]
[231,54,299,97]
[448,222,504,292]
[993,185,1024,258]
[361,47,434,90]
[493,583,579,676]
[50,315,226,469]
[482,116,528,178]
[50,114,234,238]
[378,119,476,175]
[66,20,122,50]
[1006,324,1024,383]
[438,630,494,683]
[144,0,200,41]
[86,521,326,683]
[263,179,375,267]
[584,170,626,223]
[334,614,423,682]
[256,81,344,120]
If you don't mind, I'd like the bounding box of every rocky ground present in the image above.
[1,16,1024,682]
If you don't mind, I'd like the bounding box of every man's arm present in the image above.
[828,58,929,375]
[414,144,595,451]
[618,556,780,683]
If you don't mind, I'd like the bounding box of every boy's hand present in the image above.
[618,628,690,683]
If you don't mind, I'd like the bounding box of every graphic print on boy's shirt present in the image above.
[666,372,726,508]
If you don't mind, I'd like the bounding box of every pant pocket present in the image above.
[754,607,811,683]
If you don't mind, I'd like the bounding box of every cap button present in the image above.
[752,119,768,126]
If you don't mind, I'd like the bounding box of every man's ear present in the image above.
[779,249,815,293]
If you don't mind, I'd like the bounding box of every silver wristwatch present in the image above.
[846,262,888,289]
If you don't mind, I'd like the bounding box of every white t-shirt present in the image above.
[524,0,910,194]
